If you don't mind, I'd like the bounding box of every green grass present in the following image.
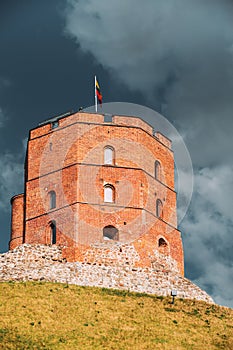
[0,282,233,349]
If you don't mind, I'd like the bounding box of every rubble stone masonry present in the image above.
[0,244,214,303]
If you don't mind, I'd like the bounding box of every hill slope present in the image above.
[0,244,213,303]
[0,282,232,349]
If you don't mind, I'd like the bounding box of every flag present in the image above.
[95,77,102,105]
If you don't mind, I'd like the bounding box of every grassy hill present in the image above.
[0,282,232,349]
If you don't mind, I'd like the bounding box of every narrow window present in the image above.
[103,225,119,240]
[104,184,115,203]
[51,221,56,244]
[156,199,163,218]
[49,191,56,209]
[104,146,114,165]
[155,161,161,180]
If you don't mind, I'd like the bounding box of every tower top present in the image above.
[31,111,172,150]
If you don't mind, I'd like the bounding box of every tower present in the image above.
[10,112,184,275]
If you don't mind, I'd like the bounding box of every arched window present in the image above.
[104,146,114,165]
[50,221,56,244]
[103,225,119,240]
[104,184,115,203]
[156,199,163,218]
[158,237,167,247]
[155,161,161,180]
[158,237,169,255]
[49,191,56,209]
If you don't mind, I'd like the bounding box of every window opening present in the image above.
[156,199,163,218]
[49,191,56,209]
[51,221,56,244]
[103,225,119,240]
[155,161,161,180]
[104,146,114,165]
[104,185,115,203]
[158,237,169,255]
[158,238,167,247]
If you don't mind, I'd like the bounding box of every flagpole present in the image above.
[94,75,97,113]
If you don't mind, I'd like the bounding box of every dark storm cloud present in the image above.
[0,0,111,252]
[0,152,24,213]
[182,166,233,306]
[0,79,10,130]
[64,0,233,307]
[64,0,233,165]
[0,108,5,128]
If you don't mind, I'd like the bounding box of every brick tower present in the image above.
[10,112,184,275]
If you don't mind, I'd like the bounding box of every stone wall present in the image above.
[0,244,213,304]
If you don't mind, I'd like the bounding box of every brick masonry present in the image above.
[0,244,214,303]
[9,112,184,275]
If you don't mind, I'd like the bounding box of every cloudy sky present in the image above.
[0,1,233,308]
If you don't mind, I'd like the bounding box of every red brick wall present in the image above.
[10,112,184,275]
[10,194,24,249]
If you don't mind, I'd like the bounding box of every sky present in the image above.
[0,0,233,308]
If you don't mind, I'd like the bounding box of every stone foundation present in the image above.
[0,244,214,303]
